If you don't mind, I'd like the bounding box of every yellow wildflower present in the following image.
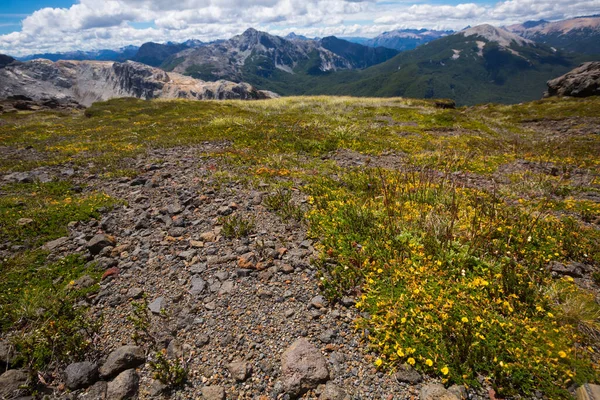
[461,317,469,323]
[375,358,383,367]
[558,351,567,358]
[441,366,449,375]
[407,357,415,365]
[425,359,433,367]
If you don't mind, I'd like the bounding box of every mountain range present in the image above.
[2,16,599,107]
[162,28,399,82]
[506,16,600,55]
[345,29,454,51]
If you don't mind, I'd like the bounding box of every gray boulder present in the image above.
[281,338,329,397]
[99,345,145,378]
[546,62,600,98]
[0,369,28,398]
[64,361,98,390]
[106,369,139,400]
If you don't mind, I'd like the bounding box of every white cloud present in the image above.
[0,0,598,56]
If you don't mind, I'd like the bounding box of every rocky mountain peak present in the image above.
[460,24,534,47]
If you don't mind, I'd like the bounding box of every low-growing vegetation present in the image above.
[1,95,599,396]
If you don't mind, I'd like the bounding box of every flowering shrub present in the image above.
[308,169,599,397]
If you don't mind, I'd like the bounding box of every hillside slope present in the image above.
[0,96,598,399]
[304,25,586,105]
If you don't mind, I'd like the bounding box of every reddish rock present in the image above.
[102,267,120,281]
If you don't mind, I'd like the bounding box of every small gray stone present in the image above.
[106,369,139,400]
[148,297,166,314]
[219,280,235,295]
[310,295,327,309]
[340,297,355,308]
[394,363,422,384]
[227,360,252,381]
[126,287,144,299]
[202,385,225,400]
[320,382,347,400]
[99,346,145,378]
[64,361,98,390]
[190,277,207,296]
[318,329,337,344]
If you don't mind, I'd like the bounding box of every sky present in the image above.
[0,0,598,57]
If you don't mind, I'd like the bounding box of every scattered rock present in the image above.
[202,385,226,400]
[148,297,166,314]
[190,277,207,296]
[227,360,252,381]
[126,287,144,299]
[99,345,145,378]
[281,338,329,397]
[200,231,217,242]
[310,295,327,309]
[87,234,116,255]
[42,236,69,251]
[420,383,460,400]
[64,361,98,390]
[106,369,139,400]
[237,252,256,269]
[16,218,34,226]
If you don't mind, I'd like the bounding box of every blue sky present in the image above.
[0,0,75,34]
[0,0,598,56]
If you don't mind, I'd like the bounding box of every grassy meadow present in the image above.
[1,96,599,397]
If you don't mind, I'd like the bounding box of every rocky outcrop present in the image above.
[0,59,277,107]
[545,62,600,98]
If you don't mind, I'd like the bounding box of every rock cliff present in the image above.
[0,59,276,107]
